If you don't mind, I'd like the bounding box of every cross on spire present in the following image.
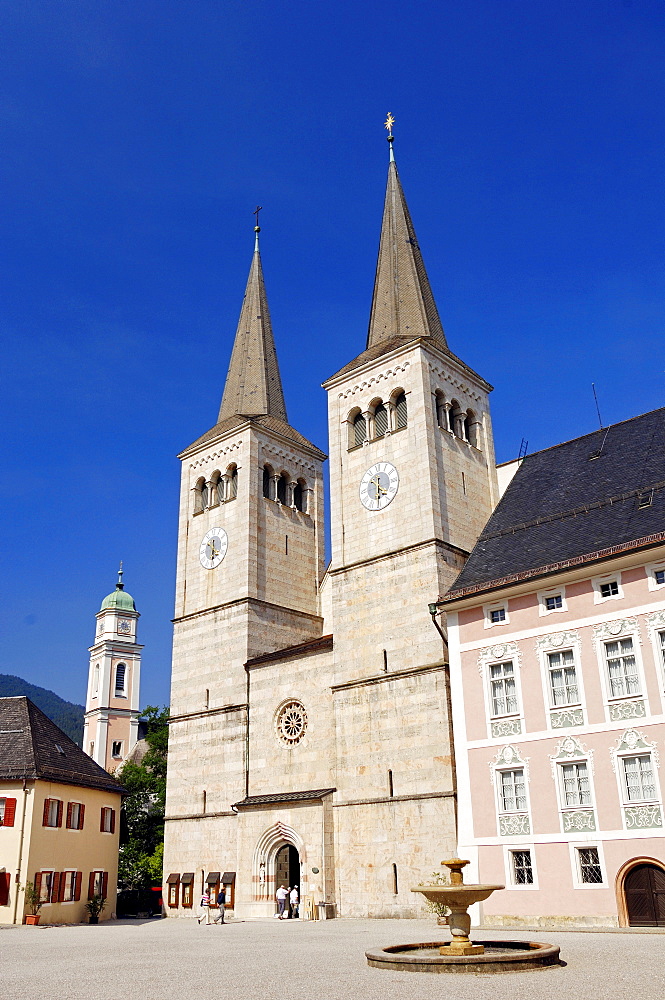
[384,112,395,161]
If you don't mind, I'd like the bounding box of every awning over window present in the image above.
[166,873,180,884]
[206,872,220,884]
[180,872,194,884]
[222,871,236,885]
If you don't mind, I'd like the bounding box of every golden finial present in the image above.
[384,113,395,160]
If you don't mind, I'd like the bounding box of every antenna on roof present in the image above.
[592,383,603,430]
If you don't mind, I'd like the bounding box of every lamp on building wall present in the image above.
[428,602,448,649]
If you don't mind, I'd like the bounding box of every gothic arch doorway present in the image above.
[274,844,300,916]
[617,858,665,927]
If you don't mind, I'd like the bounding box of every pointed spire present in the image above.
[116,561,124,591]
[366,118,447,350]
[218,215,288,423]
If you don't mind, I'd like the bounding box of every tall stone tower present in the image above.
[164,226,326,883]
[83,566,142,771]
[321,128,500,909]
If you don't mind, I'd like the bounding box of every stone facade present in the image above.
[163,149,499,918]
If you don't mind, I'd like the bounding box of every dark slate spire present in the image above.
[366,124,447,350]
[218,224,288,423]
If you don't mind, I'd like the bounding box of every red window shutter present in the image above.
[60,873,68,903]
[74,872,82,901]
[110,809,116,834]
[56,800,63,827]
[78,803,85,830]
[3,798,16,827]
[34,872,43,899]
[42,799,51,826]
[0,872,10,906]
[88,872,95,899]
[66,802,73,829]
[100,809,105,832]
[51,872,61,903]
[101,872,108,898]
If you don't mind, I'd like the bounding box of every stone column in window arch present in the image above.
[304,487,313,515]
[362,410,372,445]
[219,474,230,503]
[271,474,280,501]
[443,402,453,433]
[287,480,296,508]
[468,416,482,449]
[453,410,467,441]
[384,399,396,434]
[207,478,219,507]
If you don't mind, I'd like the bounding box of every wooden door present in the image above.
[625,863,665,926]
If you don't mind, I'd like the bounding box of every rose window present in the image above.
[276,701,307,746]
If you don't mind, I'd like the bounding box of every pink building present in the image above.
[439,408,665,928]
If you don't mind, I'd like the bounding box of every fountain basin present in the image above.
[365,939,561,974]
[413,883,503,906]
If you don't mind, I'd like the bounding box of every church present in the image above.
[162,127,501,919]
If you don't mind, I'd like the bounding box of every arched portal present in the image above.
[616,857,665,927]
[252,821,305,911]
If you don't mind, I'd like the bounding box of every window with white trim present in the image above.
[622,755,657,803]
[111,741,123,759]
[545,594,563,611]
[559,761,591,807]
[593,574,623,603]
[658,631,665,674]
[61,870,76,902]
[114,663,126,697]
[510,850,533,885]
[547,650,579,707]
[576,847,603,884]
[498,769,527,813]
[489,661,518,718]
[604,638,640,699]
[38,871,55,903]
[656,570,665,586]
[485,603,508,626]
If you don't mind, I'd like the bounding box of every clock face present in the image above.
[199,527,228,569]
[118,620,131,635]
[359,462,399,511]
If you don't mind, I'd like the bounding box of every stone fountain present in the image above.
[365,858,561,974]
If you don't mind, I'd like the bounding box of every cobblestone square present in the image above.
[4,918,665,1000]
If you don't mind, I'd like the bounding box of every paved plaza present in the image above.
[4,917,665,1000]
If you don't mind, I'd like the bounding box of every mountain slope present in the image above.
[0,674,84,746]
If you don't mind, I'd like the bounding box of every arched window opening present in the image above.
[277,474,288,504]
[210,471,221,506]
[465,410,479,448]
[115,663,126,697]
[434,391,445,428]
[353,412,366,447]
[374,403,388,438]
[294,481,304,512]
[227,465,238,500]
[394,392,407,430]
[93,664,100,697]
[262,465,273,499]
[450,401,463,438]
[195,477,207,513]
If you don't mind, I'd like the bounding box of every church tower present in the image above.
[83,566,142,771]
[321,123,500,912]
[164,224,326,883]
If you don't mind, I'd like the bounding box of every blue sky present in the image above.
[1,1,664,709]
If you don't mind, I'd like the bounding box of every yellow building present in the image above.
[0,696,125,924]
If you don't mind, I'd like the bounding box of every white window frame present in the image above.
[39,870,55,904]
[487,660,521,721]
[536,632,586,729]
[491,745,532,838]
[546,648,582,710]
[593,621,648,720]
[620,753,658,804]
[91,870,105,896]
[111,740,123,759]
[602,635,643,702]
[68,801,83,831]
[592,573,623,604]
[502,845,538,890]
[645,560,665,592]
[114,663,127,698]
[61,870,77,903]
[100,807,115,834]
[645,611,665,711]
[568,842,608,889]
[538,586,567,617]
[611,729,663,832]
[45,798,61,828]
[483,601,509,629]
[497,767,528,814]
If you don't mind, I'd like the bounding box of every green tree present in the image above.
[117,705,169,890]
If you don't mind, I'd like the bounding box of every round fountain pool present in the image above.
[365,939,561,974]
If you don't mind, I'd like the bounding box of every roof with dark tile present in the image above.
[232,788,336,808]
[443,407,665,601]
[179,413,326,459]
[0,696,126,794]
[324,335,491,386]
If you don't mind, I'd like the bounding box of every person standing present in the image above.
[197,888,211,924]
[275,884,288,919]
[289,885,299,919]
[213,885,226,923]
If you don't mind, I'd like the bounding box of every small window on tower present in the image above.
[395,392,407,429]
[115,663,127,697]
[374,403,388,438]
[112,741,123,759]
[353,412,366,447]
